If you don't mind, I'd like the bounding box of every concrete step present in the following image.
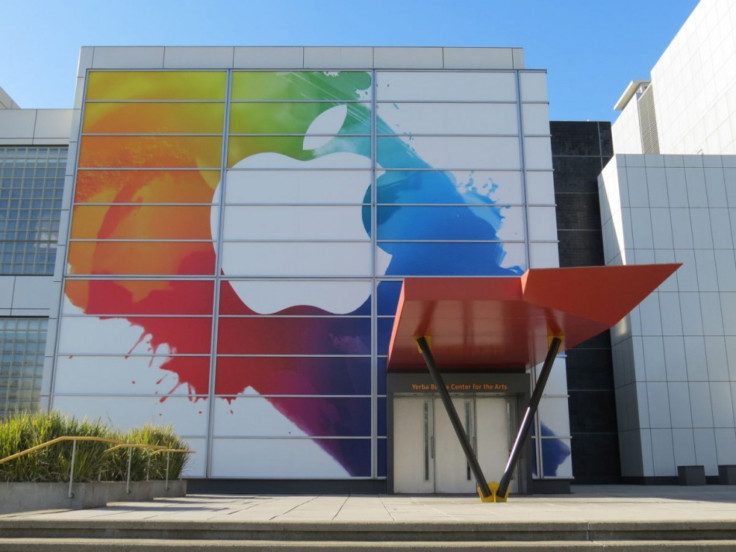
[1,538,736,551]
[1,519,736,550]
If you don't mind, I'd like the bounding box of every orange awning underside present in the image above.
[386,264,680,372]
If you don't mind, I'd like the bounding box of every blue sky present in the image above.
[1,0,698,121]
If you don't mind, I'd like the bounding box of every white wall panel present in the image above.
[91,47,165,68]
[180,438,206,478]
[53,355,207,397]
[376,72,517,102]
[224,170,371,205]
[524,171,555,205]
[518,72,547,102]
[700,293,724,336]
[379,136,520,170]
[630,209,654,249]
[521,104,550,135]
[704,336,730,381]
[704,167,727,206]
[671,428,696,465]
[224,279,372,317]
[710,382,735,427]
[662,337,687,382]
[693,428,718,474]
[690,210,714,249]
[665,167,689,207]
[52,396,208,435]
[685,168,708,207]
[690,383,714,427]
[211,438,350,478]
[650,209,673,249]
[714,428,736,465]
[523,137,552,170]
[527,206,557,241]
[646,383,671,428]
[646,168,668,207]
[695,250,719,291]
[377,103,519,136]
[684,337,709,380]
[642,336,666,380]
[650,429,675,476]
[668,382,693,427]
[223,206,370,241]
[710,210,734,249]
[221,242,373,277]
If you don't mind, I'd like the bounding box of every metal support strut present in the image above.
[415,336,493,500]
[496,336,562,501]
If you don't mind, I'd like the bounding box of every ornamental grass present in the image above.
[0,412,189,483]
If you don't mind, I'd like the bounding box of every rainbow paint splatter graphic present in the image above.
[60,70,523,477]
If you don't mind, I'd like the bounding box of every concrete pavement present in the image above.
[2,485,735,524]
[1,485,736,550]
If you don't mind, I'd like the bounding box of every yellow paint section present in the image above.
[86,71,226,100]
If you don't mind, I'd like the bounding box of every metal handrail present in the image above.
[0,436,193,498]
[0,436,123,465]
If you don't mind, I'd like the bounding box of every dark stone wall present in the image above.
[550,121,621,483]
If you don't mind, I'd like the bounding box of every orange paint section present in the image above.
[83,102,225,134]
[387,264,680,371]
[68,241,215,277]
[71,205,215,240]
[74,170,220,203]
[78,136,223,168]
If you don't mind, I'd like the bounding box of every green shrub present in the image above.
[0,412,189,483]
[103,425,189,482]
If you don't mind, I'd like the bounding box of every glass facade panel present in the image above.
[74,170,220,204]
[229,102,370,135]
[85,71,227,100]
[67,241,216,275]
[231,71,372,101]
[78,136,223,168]
[0,147,66,275]
[83,102,226,134]
[0,318,47,418]
[71,205,216,239]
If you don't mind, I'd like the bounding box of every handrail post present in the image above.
[165,452,170,491]
[68,439,77,499]
[126,447,133,494]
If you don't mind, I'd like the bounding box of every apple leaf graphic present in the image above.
[303,104,348,151]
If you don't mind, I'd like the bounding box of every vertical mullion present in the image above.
[370,69,379,479]
[205,70,232,478]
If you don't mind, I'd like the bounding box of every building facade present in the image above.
[3,0,733,489]
[30,46,571,489]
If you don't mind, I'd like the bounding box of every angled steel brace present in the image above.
[415,336,492,500]
[495,336,563,501]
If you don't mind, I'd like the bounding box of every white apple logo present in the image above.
[210,104,391,314]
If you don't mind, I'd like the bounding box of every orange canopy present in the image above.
[386,264,680,371]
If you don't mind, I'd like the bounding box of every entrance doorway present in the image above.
[393,395,516,494]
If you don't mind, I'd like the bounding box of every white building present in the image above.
[602,0,736,481]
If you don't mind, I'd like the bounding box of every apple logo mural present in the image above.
[211,104,391,314]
